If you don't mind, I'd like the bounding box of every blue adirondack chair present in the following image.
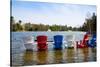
[87,34,96,47]
[54,35,63,49]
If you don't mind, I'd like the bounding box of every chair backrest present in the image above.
[91,34,96,44]
[23,36,34,44]
[92,34,96,40]
[37,35,47,43]
[83,33,89,41]
[54,35,63,43]
[87,34,96,47]
[81,33,91,46]
[66,35,75,41]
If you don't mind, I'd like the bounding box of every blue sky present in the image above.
[12,0,96,27]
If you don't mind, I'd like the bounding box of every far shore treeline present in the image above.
[11,13,96,34]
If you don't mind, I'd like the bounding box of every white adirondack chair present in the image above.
[65,35,75,48]
[23,36,34,50]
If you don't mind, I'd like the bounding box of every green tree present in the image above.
[80,13,96,33]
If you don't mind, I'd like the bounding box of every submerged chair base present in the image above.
[65,47,74,49]
[87,45,96,48]
[54,47,62,50]
[87,42,96,48]
[76,41,88,48]
[38,48,47,51]
[77,45,88,48]
[24,48,33,51]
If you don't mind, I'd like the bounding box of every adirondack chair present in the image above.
[37,35,47,50]
[77,33,89,48]
[65,35,75,48]
[87,34,96,47]
[23,36,34,50]
[53,35,63,49]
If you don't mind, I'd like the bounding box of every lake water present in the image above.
[11,31,96,66]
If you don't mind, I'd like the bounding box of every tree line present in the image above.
[11,13,96,33]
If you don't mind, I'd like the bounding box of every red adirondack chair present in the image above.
[37,35,47,50]
[76,33,89,48]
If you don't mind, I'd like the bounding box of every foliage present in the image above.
[11,13,96,33]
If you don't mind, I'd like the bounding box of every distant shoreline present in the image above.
[11,31,86,32]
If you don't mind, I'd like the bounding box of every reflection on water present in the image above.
[76,48,89,62]
[11,48,96,66]
[88,48,96,61]
[82,48,89,61]
[53,50,63,63]
[23,50,37,65]
[76,47,96,62]
[11,32,96,66]
[37,50,48,65]
[64,48,75,63]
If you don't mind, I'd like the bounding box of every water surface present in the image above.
[11,32,96,66]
